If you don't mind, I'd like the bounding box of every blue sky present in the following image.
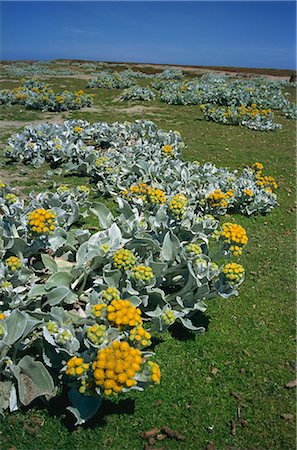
[1,1,296,69]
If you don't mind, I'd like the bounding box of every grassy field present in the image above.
[0,68,296,450]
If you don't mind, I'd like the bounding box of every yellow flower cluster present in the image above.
[5,193,17,204]
[91,303,107,319]
[73,126,82,133]
[167,193,189,218]
[55,95,64,104]
[238,104,271,118]
[100,243,110,254]
[0,312,6,320]
[5,256,22,271]
[162,309,176,326]
[131,265,154,282]
[56,329,73,345]
[243,189,254,197]
[0,180,6,188]
[222,262,245,282]
[162,144,173,156]
[57,185,70,193]
[107,299,142,329]
[113,248,136,270]
[129,325,151,347]
[66,356,89,377]
[92,341,142,395]
[46,321,58,334]
[122,183,166,205]
[256,175,278,192]
[207,189,234,208]
[87,324,106,345]
[148,361,161,384]
[95,156,109,167]
[102,287,120,302]
[27,208,56,235]
[0,281,12,290]
[186,243,202,255]
[221,222,248,256]
[78,185,90,193]
[251,162,263,173]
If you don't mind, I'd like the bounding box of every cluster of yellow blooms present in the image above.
[57,185,70,193]
[0,180,6,189]
[95,156,109,167]
[250,162,277,192]
[221,222,248,256]
[222,263,245,282]
[238,104,271,118]
[107,299,142,329]
[0,281,12,290]
[66,356,89,377]
[113,248,136,270]
[102,287,120,302]
[186,243,202,256]
[162,144,173,156]
[5,193,17,204]
[87,324,107,345]
[243,189,254,198]
[5,256,22,271]
[129,325,152,347]
[92,341,142,395]
[162,309,176,326]
[91,303,107,319]
[167,193,189,218]
[56,329,73,345]
[27,208,56,235]
[122,183,166,206]
[100,243,110,254]
[73,126,83,133]
[255,174,278,192]
[77,185,90,194]
[148,361,161,384]
[46,321,59,334]
[251,162,264,173]
[207,189,234,208]
[131,265,154,282]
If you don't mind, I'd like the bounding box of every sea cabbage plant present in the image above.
[0,179,247,423]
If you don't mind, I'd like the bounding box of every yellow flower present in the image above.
[221,222,248,256]
[129,325,152,348]
[148,361,161,384]
[87,324,106,345]
[107,299,142,329]
[5,256,22,271]
[66,356,89,377]
[167,193,188,218]
[73,126,82,133]
[131,265,154,282]
[243,189,254,197]
[162,309,176,326]
[113,248,136,270]
[124,183,166,205]
[27,209,56,235]
[222,262,245,282]
[92,341,142,395]
[162,144,173,156]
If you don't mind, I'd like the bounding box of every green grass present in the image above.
[0,70,296,450]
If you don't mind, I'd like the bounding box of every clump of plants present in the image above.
[0,79,93,111]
